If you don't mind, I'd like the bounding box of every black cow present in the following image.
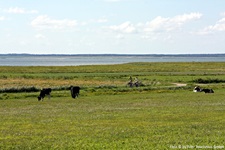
[70,86,80,98]
[201,88,214,93]
[193,86,214,93]
[38,88,52,101]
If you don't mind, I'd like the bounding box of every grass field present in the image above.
[0,62,225,149]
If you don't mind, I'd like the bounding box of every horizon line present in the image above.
[1,53,225,56]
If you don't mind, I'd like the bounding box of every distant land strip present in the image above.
[1,53,225,57]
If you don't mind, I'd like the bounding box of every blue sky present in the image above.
[0,0,225,54]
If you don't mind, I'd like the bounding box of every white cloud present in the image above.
[107,13,202,36]
[115,34,125,39]
[4,7,38,14]
[144,13,202,33]
[108,21,136,33]
[220,12,225,17]
[144,16,170,32]
[198,16,225,35]
[31,15,77,30]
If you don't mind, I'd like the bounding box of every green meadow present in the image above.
[0,62,225,149]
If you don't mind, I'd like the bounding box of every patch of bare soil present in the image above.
[172,83,187,87]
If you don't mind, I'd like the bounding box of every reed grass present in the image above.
[1,62,225,91]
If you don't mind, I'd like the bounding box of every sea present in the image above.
[0,54,225,66]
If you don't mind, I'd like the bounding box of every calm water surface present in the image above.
[0,55,225,66]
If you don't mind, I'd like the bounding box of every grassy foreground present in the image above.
[0,62,225,149]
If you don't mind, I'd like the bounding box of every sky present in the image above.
[1,0,225,54]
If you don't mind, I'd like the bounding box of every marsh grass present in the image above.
[1,62,225,149]
[1,62,225,90]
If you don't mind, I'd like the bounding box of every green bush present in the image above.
[193,78,225,84]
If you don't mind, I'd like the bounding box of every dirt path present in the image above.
[172,83,187,87]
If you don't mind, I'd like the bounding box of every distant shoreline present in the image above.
[1,53,225,57]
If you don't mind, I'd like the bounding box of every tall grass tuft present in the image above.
[0,86,39,93]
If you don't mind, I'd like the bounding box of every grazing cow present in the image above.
[70,86,80,98]
[38,88,52,101]
[193,86,201,92]
[201,88,214,93]
[193,86,214,93]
